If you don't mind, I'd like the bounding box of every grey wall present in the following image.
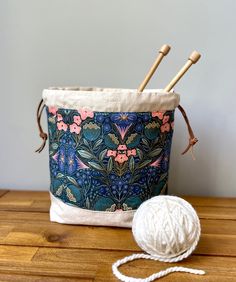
[1,0,236,196]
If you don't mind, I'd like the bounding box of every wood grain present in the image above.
[1,213,236,256]
[0,224,14,240]
[0,245,37,262]
[0,260,96,279]
[0,190,235,281]
[96,258,236,282]
[195,206,236,220]
[2,227,236,257]
[182,195,236,208]
[0,273,89,282]
[0,190,8,198]
[0,246,96,279]
[1,246,236,281]
[0,191,50,212]
[1,191,235,212]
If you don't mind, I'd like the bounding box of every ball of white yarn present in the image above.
[132,195,201,261]
[112,196,204,281]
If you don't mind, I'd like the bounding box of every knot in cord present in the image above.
[178,104,198,159]
[190,137,198,145]
[39,132,48,140]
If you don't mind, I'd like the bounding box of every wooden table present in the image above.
[0,190,236,281]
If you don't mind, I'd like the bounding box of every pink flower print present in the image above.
[107,150,117,157]
[69,123,81,134]
[127,149,136,156]
[48,106,57,116]
[115,153,128,164]
[163,115,170,124]
[171,121,174,129]
[73,115,82,125]
[112,144,134,164]
[161,123,170,133]
[57,113,63,121]
[57,121,68,131]
[117,144,127,151]
[79,109,94,120]
[77,158,89,169]
[150,156,161,167]
[152,111,165,120]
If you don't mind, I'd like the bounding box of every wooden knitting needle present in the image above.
[164,51,201,92]
[138,44,171,92]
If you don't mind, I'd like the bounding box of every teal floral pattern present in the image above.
[47,107,175,211]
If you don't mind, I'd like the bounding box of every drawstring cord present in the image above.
[177,104,198,158]
[35,99,48,153]
[35,100,198,156]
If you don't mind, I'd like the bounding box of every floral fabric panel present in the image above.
[47,107,175,211]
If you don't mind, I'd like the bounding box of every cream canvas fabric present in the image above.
[43,87,180,112]
[50,193,135,227]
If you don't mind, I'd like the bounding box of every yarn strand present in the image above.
[112,253,205,282]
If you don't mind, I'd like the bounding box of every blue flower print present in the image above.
[110,113,137,127]
[67,148,78,175]
[48,107,174,211]
[58,146,66,172]
[82,122,101,141]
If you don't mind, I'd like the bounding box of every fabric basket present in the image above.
[36,87,196,227]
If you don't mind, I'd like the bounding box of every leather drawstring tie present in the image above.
[35,99,48,153]
[35,100,198,157]
[178,104,198,159]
